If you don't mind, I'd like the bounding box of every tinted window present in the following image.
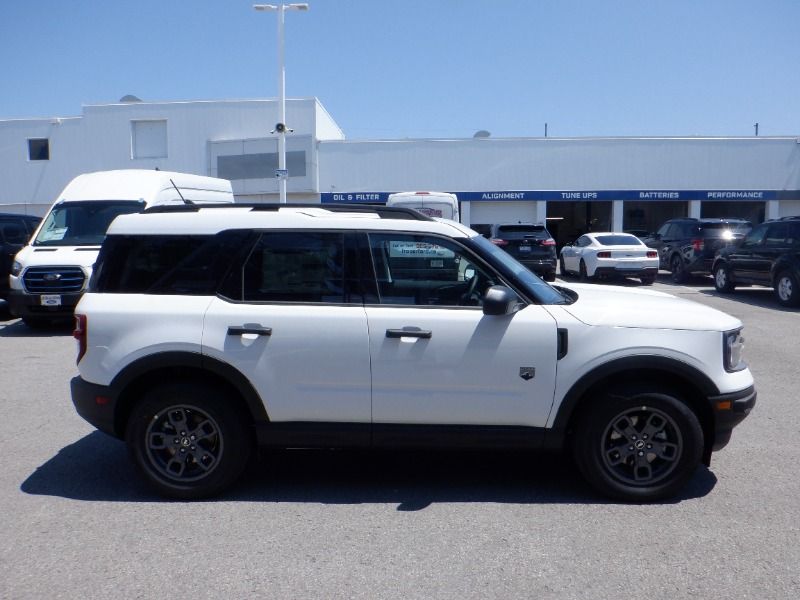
[741,223,768,248]
[237,231,347,303]
[367,233,496,307]
[595,235,641,246]
[0,222,27,244]
[700,222,752,237]
[765,223,790,247]
[92,231,250,294]
[495,225,549,239]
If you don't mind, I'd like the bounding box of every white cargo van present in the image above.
[8,169,234,325]
[386,191,460,222]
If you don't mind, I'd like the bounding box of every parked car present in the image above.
[488,223,557,281]
[559,232,659,284]
[712,216,800,307]
[0,213,41,300]
[643,218,752,283]
[71,203,755,502]
[623,229,650,240]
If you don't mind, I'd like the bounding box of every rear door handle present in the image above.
[386,328,432,339]
[227,326,272,336]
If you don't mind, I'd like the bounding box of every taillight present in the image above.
[73,314,87,364]
[692,238,704,252]
[490,238,509,246]
[597,251,611,258]
[541,238,556,246]
[647,251,658,258]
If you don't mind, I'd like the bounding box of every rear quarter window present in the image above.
[91,231,251,294]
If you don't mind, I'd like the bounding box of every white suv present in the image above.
[70,205,756,501]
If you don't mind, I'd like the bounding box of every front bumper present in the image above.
[7,289,83,318]
[710,385,756,451]
[71,376,120,438]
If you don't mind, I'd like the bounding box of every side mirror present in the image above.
[483,285,522,316]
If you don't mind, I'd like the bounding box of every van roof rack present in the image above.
[143,202,433,220]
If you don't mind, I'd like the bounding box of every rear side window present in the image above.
[228,231,351,304]
[91,231,251,294]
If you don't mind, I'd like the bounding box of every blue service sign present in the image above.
[321,190,799,204]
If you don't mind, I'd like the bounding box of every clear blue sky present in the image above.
[2,0,798,139]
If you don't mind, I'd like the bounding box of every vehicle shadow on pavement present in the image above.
[21,432,718,507]
[698,288,796,311]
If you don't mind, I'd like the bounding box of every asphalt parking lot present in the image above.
[1,277,798,600]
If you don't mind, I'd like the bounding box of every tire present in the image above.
[713,263,736,293]
[579,260,592,282]
[544,272,556,282]
[559,257,568,277]
[774,270,800,307]
[640,274,656,286]
[572,386,703,502]
[670,255,687,283]
[125,382,252,499]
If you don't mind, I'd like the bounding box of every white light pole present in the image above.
[253,3,308,204]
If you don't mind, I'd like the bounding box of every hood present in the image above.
[555,282,742,331]
[16,245,100,270]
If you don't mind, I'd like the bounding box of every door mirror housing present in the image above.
[483,285,523,316]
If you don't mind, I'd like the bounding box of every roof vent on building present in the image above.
[473,130,491,138]
[119,94,143,103]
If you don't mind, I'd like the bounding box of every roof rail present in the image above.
[143,202,433,220]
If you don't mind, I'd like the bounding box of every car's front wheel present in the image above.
[559,256,568,277]
[126,382,252,499]
[774,270,800,307]
[713,263,736,293]
[573,386,703,501]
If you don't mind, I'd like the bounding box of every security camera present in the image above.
[275,122,286,133]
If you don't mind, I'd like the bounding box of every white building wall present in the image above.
[0,98,341,213]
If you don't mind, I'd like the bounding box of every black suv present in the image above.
[488,223,557,281]
[0,213,40,300]
[712,217,800,307]
[643,218,752,282]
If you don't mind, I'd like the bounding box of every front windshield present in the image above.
[471,235,569,304]
[34,200,145,246]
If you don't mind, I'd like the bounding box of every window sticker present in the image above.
[388,241,454,259]
[38,227,68,242]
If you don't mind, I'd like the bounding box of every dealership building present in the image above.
[1,97,799,245]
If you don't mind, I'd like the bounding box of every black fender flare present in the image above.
[548,355,720,440]
[109,351,268,435]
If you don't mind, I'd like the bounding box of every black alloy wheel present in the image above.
[573,387,703,501]
[126,382,252,499]
[670,255,687,283]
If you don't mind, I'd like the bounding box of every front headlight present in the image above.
[10,261,22,277]
[724,329,746,372]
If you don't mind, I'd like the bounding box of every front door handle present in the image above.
[386,328,432,339]
[227,326,272,336]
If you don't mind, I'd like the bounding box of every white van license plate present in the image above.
[41,295,61,307]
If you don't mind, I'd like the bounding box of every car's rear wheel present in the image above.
[774,270,800,307]
[640,274,656,285]
[713,263,736,293]
[579,260,592,281]
[670,255,687,283]
[126,382,252,499]
[573,386,703,501]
